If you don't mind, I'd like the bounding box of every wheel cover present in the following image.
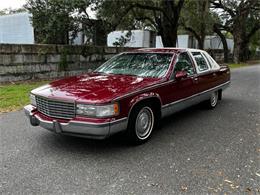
[211,92,218,106]
[135,107,154,140]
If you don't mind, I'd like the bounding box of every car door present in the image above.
[161,52,197,115]
[190,51,215,93]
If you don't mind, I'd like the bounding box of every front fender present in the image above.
[128,92,162,114]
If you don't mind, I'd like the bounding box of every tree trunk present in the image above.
[158,0,183,47]
[233,37,249,63]
[198,38,204,49]
[213,24,229,63]
[233,21,249,63]
[160,25,178,47]
[232,9,250,63]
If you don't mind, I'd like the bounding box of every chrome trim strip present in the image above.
[162,81,230,109]
[32,112,127,127]
[61,117,128,127]
[34,114,54,124]
[34,94,75,103]
[24,104,128,139]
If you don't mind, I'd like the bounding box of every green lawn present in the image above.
[227,63,248,69]
[227,60,260,69]
[1,59,260,113]
[0,81,49,113]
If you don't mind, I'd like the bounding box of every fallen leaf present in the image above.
[245,187,251,192]
[208,187,218,192]
[180,186,188,192]
[224,179,233,184]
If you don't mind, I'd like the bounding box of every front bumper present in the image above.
[24,105,127,139]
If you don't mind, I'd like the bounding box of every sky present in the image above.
[0,0,96,18]
[0,0,26,10]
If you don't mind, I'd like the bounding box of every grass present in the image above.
[0,81,49,113]
[227,60,260,69]
[227,63,249,69]
[0,59,259,113]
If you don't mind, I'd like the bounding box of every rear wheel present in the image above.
[126,104,156,144]
[205,91,219,109]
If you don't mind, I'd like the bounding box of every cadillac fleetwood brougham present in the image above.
[24,48,230,144]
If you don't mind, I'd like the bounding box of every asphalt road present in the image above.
[1,65,260,194]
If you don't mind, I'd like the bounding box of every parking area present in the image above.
[1,66,260,194]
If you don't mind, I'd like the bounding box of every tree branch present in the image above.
[210,0,236,17]
[131,8,158,29]
[110,5,136,30]
[133,3,172,24]
[181,22,201,42]
[173,0,185,24]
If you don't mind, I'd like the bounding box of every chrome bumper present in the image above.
[24,105,127,139]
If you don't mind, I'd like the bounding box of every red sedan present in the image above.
[24,48,230,144]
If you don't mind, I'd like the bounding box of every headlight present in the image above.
[76,103,119,117]
[30,94,36,106]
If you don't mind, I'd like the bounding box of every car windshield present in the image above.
[95,53,173,78]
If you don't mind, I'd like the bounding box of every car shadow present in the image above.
[36,98,235,155]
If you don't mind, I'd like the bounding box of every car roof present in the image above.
[128,48,206,54]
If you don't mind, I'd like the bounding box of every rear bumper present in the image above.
[24,105,127,139]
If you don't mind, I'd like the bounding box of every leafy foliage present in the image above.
[96,0,185,47]
[180,0,217,49]
[210,0,260,62]
[23,0,259,62]
[112,31,132,47]
[0,8,27,15]
[25,0,78,44]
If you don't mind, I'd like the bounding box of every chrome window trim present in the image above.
[189,50,211,74]
[202,52,212,68]
[202,51,220,70]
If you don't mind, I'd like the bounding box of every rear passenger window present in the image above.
[203,52,220,70]
[202,53,212,68]
[191,52,209,72]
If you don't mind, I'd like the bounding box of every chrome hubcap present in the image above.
[135,107,154,140]
[211,92,218,106]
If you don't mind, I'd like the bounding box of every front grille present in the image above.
[36,96,75,119]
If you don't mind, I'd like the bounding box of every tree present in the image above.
[210,0,260,63]
[213,23,229,62]
[180,0,214,49]
[249,29,260,57]
[96,0,185,47]
[25,0,78,44]
[0,8,27,15]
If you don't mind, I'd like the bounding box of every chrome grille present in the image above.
[36,96,75,119]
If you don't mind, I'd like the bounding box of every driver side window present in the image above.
[174,52,195,76]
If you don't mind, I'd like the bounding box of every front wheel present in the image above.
[126,104,156,144]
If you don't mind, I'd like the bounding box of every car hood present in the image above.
[31,73,163,104]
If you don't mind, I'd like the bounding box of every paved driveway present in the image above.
[1,65,260,194]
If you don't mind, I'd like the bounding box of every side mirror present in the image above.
[175,70,188,80]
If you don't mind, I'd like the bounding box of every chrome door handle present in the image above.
[193,77,199,83]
